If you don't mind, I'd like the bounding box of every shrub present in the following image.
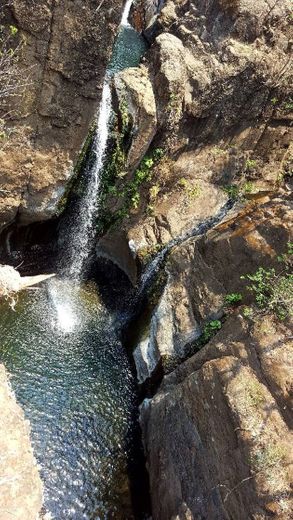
[223,184,240,200]
[241,243,293,320]
[225,292,243,306]
[202,320,222,342]
[245,159,257,171]
[178,178,201,199]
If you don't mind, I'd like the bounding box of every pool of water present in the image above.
[108,25,147,75]
[0,280,138,519]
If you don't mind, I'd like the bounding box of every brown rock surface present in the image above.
[0,0,121,230]
[138,192,292,518]
[109,0,292,256]
[134,193,292,380]
[115,65,157,171]
[141,313,293,519]
[0,364,43,519]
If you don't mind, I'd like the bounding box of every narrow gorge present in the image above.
[0,1,292,520]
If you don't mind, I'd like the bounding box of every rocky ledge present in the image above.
[138,194,292,518]
[141,312,292,519]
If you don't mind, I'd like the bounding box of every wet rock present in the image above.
[96,231,138,286]
[0,364,43,519]
[134,194,292,381]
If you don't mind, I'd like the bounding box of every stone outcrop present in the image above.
[141,313,293,519]
[134,193,292,380]
[115,65,157,171]
[136,193,292,517]
[0,0,121,231]
[109,0,292,257]
[0,364,43,519]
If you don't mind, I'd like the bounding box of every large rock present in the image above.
[111,0,292,256]
[115,65,157,171]
[134,193,292,381]
[0,364,43,519]
[141,314,293,519]
[0,0,121,230]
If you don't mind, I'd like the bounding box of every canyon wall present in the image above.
[0,0,122,231]
[105,0,292,518]
[0,364,43,520]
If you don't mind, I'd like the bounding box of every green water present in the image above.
[108,26,147,75]
[0,280,137,518]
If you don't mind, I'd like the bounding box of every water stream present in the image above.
[0,3,148,519]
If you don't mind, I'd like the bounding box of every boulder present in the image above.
[141,314,293,519]
[0,364,43,519]
[115,65,157,171]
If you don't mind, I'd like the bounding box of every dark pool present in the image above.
[0,279,138,519]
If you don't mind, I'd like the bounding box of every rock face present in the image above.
[108,0,292,256]
[134,193,292,379]
[137,193,292,518]
[0,0,121,230]
[141,314,292,519]
[0,364,43,519]
[115,65,157,171]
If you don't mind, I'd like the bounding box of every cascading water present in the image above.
[66,81,112,279]
[0,3,150,519]
[65,0,144,281]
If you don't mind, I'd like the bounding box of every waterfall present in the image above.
[120,0,133,26]
[65,0,134,280]
[66,80,112,279]
[48,0,136,331]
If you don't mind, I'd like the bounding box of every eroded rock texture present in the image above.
[0,0,121,230]
[0,364,43,519]
[111,0,292,253]
[141,314,292,519]
[137,193,293,518]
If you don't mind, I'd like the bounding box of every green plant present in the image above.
[202,320,222,342]
[242,306,253,318]
[149,184,160,202]
[211,146,227,156]
[178,178,202,199]
[245,159,257,170]
[271,97,279,106]
[251,444,286,473]
[225,292,243,306]
[9,25,18,37]
[283,97,293,111]
[241,243,293,320]
[243,181,255,194]
[223,184,240,200]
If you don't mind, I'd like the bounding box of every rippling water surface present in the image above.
[0,280,137,519]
